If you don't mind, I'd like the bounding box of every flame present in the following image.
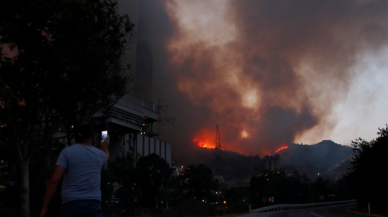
[194,139,210,148]
[198,142,207,148]
[193,129,245,152]
[193,129,216,149]
[274,146,288,153]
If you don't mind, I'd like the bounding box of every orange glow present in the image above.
[263,150,272,156]
[195,141,209,148]
[193,129,246,153]
[193,129,216,149]
[275,146,288,153]
[241,130,248,138]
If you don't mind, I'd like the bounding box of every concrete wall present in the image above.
[150,137,155,154]
[166,142,171,166]
[108,131,172,167]
[155,139,160,156]
[144,136,149,156]
[136,134,171,166]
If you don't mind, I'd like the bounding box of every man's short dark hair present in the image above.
[72,120,93,142]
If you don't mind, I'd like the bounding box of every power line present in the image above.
[212,125,226,176]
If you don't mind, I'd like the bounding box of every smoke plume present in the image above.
[151,0,388,164]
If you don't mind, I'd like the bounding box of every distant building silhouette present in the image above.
[96,0,171,166]
[263,155,280,171]
[134,0,153,102]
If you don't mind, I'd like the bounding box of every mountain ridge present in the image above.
[172,140,354,181]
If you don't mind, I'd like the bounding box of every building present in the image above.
[99,94,171,166]
[263,155,280,171]
[100,0,171,165]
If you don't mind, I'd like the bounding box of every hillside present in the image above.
[172,140,354,181]
[277,140,353,180]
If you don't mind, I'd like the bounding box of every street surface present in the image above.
[239,203,367,217]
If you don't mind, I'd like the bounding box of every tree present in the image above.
[107,153,137,213]
[346,125,388,213]
[0,0,134,216]
[179,164,218,201]
[135,154,172,208]
[329,178,352,201]
[250,170,314,205]
[313,177,328,201]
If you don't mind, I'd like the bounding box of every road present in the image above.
[240,203,368,217]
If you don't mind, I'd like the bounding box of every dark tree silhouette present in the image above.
[107,153,137,212]
[346,125,388,213]
[179,164,218,200]
[0,0,134,216]
[135,153,172,208]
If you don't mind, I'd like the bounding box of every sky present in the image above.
[119,0,388,163]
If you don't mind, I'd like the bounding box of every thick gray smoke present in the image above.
[144,0,388,165]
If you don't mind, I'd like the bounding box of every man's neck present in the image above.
[78,139,92,147]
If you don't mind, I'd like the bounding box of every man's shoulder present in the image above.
[59,145,71,153]
[62,144,104,161]
[66,144,82,150]
[64,144,87,153]
[69,144,103,153]
[90,146,103,154]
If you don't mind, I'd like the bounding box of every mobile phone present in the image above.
[102,131,108,141]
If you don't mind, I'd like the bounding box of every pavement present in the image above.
[238,202,369,217]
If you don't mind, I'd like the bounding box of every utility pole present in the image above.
[212,125,226,176]
[156,99,175,138]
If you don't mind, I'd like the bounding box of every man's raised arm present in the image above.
[101,136,110,161]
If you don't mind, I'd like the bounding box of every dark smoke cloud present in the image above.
[150,0,388,165]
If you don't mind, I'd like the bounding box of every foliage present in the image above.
[250,170,304,204]
[0,140,19,216]
[106,152,137,215]
[0,139,64,217]
[109,153,136,186]
[101,167,114,204]
[0,0,134,146]
[250,169,352,207]
[108,153,172,211]
[178,164,218,201]
[135,153,173,207]
[313,177,328,199]
[0,0,134,215]
[346,125,388,212]
[328,177,352,201]
[224,189,250,214]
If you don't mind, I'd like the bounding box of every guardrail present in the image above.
[251,199,356,213]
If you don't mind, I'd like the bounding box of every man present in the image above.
[40,120,110,217]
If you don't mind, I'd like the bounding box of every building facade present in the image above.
[102,0,172,166]
[101,93,171,166]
